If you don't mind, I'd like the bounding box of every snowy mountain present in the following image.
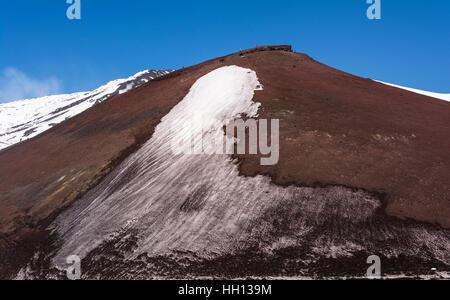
[1,46,449,279]
[0,70,171,151]
[42,66,449,280]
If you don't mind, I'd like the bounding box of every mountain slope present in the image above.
[0,70,171,151]
[0,46,449,279]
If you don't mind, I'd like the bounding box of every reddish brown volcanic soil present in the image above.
[0,46,449,277]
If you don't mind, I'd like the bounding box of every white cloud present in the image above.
[0,67,62,102]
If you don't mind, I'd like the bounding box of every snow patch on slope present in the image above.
[51,65,263,264]
[376,81,450,102]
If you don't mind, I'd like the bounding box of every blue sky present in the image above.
[0,0,449,102]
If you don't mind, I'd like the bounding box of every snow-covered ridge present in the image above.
[0,70,172,151]
[376,80,450,102]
